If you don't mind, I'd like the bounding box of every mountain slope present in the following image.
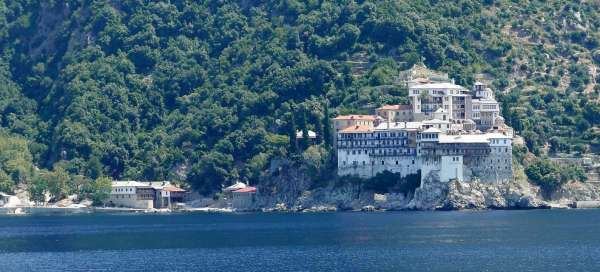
[0,0,598,195]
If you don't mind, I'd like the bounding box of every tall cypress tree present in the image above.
[287,112,297,154]
[314,111,324,145]
[299,110,310,151]
[322,104,332,148]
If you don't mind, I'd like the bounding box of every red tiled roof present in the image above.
[333,115,377,121]
[163,186,186,192]
[339,125,373,133]
[234,186,257,193]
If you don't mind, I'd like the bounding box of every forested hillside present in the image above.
[0,0,599,197]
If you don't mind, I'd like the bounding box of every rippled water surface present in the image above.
[1,209,600,271]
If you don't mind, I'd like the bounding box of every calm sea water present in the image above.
[1,210,600,271]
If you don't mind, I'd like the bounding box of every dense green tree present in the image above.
[286,112,298,154]
[0,0,598,197]
[187,151,235,195]
[322,104,332,147]
[525,159,587,196]
[299,110,310,151]
[29,174,48,204]
[86,156,103,180]
[0,170,12,193]
[90,176,113,205]
[41,167,70,201]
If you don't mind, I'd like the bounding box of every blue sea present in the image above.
[1,210,600,271]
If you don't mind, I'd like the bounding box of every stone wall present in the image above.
[107,196,153,209]
[464,150,512,183]
[338,155,419,178]
[339,150,513,184]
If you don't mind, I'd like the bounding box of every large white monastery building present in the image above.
[336,81,513,184]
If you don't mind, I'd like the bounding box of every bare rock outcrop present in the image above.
[441,179,548,210]
[255,160,554,211]
[552,182,600,203]
[407,172,448,210]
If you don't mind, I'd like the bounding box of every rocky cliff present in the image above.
[552,182,600,203]
[252,160,599,212]
[254,160,376,211]
[405,171,549,210]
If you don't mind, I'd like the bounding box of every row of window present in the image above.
[343,160,416,166]
[490,139,509,145]
[420,148,509,154]
[346,148,415,156]
[138,194,154,199]
[412,89,455,95]
[340,132,408,139]
[344,147,510,156]
[340,139,410,147]
[420,149,490,155]
[388,111,410,116]
[342,159,511,169]
[472,158,510,164]
[113,194,155,200]
[342,120,372,126]
[419,133,439,139]
[113,194,132,199]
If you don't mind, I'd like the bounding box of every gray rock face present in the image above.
[441,179,548,210]
[552,182,600,202]
[407,172,447,210]
[374,193,410,210]
[404,172,548,210]
[253,161,593,211]
[257,176,375,211]
[254,160,374,211]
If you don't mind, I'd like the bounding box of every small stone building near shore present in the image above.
[108,181,186,209]
[231,186,257,210]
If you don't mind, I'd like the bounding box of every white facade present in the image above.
[419,132,513,183]
[337,80,513,184]
[337,124,514,184]
[408,82,501,130]
[469,82,501,129]
[337,125,419,178]
[409,83,469,120]
[470,99,500,129]
[109,181,185,209]
[440,155,464,182]
[108,181,154,209]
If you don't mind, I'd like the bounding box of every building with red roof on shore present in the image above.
[232,186,257,210]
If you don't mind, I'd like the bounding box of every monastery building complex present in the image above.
[334,78,513,184]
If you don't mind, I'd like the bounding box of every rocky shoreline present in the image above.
[249,164,600,212]
[3,165,600,214]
